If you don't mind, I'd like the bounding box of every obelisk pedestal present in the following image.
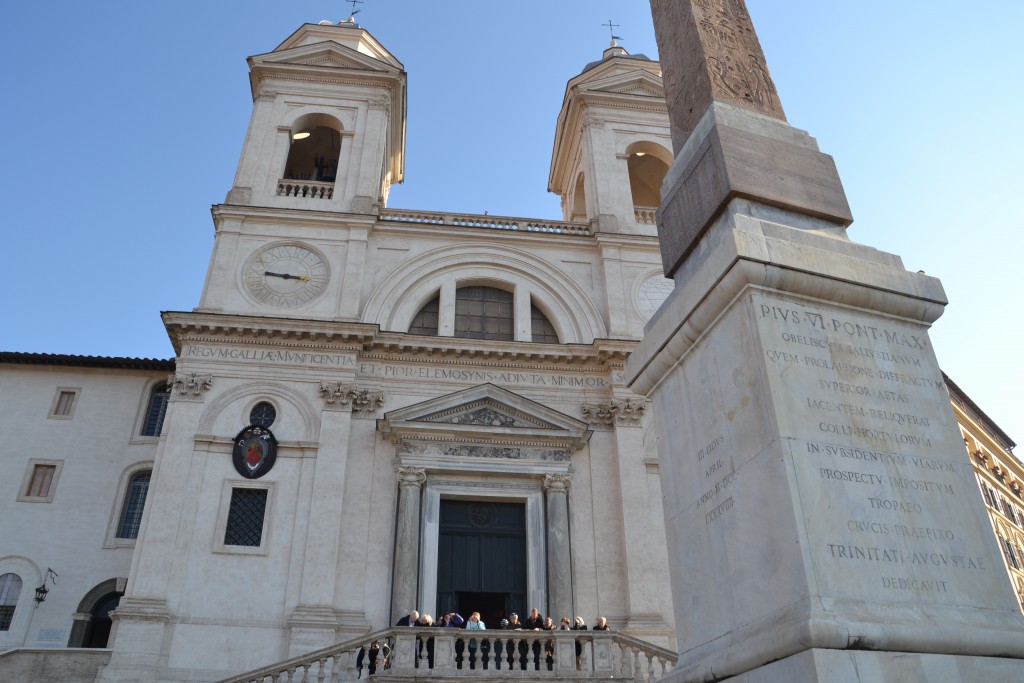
[627,2,1024,681]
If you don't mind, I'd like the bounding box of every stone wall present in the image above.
[0,648,111,683]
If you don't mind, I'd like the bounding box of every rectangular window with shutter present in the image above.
[48,388,80,419]
[17,460,63,503]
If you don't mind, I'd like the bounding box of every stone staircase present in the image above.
[217,629,676,683]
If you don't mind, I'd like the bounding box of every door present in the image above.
[437,500,526,626]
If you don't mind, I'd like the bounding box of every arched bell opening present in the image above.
[625,142,671,224]
[570,173,588,222]
[284,114,343,184]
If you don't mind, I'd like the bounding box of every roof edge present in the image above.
[0,352,175,372]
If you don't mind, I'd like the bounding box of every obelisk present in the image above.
[626,2,1024,681]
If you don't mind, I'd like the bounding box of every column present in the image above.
[544,473,572,620]
[390,466,426,622]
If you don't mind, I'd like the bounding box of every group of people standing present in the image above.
[397,608,610,631]
[396,608,610,670]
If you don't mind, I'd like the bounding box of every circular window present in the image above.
[249,402,277,428]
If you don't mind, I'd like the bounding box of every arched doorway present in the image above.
[68,578,124,648]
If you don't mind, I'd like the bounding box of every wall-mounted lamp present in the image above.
[34,568,58,605]
[292,131,311,140]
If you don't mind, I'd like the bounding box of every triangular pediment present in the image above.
[253,41,399,74]
[378,384,592,462]
[418,397,558,430]
[583,71,665,99]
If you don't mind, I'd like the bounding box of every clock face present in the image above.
[244,243,329,309]
[636,275,675,320]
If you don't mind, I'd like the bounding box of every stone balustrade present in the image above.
[217,628,676,683]
[277,179,335,199]
[379,209,591,236]
[634,206,657,224]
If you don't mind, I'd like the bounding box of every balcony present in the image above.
[379,209,591,236]
[633,206,657,225]
[277,179,335,199]
[218,628,676,683]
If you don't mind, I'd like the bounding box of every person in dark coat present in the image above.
[572,616,588,669]
[415,614,435,668]
[505,612,527,670]
[395,610,419,627]
[522,609,544,669]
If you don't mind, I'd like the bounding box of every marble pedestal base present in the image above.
[696,649,1024,683]
[627,190,1024,681]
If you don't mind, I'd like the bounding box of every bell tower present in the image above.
[194,19,406,320]
[226,19,406,214]
[548,43,671,236]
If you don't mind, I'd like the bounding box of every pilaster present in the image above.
[337,228,368,320]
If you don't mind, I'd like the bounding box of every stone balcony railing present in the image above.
[277,179,335,199]
[379,209,591,236]
[634,206,657,225]
[217,628,676,683]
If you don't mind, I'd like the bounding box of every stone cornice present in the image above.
[576,90,670,114]
[211,203,379,229]
[163,311,638,373]
[162,312,377,356]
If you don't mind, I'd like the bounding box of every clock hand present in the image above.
[264,271,311,282]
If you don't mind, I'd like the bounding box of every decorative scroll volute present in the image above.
[396,466,427,489]
[544,473,572,494]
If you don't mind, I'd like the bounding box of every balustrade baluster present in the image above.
[488,638,499,670]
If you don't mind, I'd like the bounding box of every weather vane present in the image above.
[347,0,363,19]
[603,19,622,45]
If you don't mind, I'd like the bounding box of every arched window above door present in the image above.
[454,286,514,341]
[408,294,440,337]
[407,287,560,344]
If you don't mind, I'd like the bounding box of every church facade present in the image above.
[2,19,677,682]
[0,17,1020,683]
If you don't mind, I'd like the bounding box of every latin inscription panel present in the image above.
[753,292,1008,607]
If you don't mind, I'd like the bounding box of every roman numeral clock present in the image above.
[243,243,329,309]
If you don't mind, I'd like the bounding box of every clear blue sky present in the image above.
[2,2,1022,442]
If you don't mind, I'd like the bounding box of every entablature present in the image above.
[162,311,636,372]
